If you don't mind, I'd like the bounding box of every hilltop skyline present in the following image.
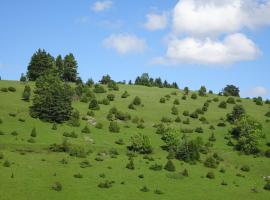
[0,0,270,98]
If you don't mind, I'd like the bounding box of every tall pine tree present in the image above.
[63,53,78,82]
[30,69,73,123]
[55,55,64,78]
[27,49,55,81]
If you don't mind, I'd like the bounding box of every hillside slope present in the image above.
[0,80,269,200]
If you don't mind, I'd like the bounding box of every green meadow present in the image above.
[0,80,270,200]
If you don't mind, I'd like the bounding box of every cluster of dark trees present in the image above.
[221,85,240,97]
[133,73,179,89]
[27,49,78,82]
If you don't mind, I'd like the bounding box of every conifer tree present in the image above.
[63,53,78,82]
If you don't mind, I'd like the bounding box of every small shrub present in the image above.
[149,163,163,171]
[115,138,124,145]
[0,152,4,159]
[95,122,103,129]
[98,180,113,189]
[138,174,144,179]
[63,131,78,138]
[191,93,197,99]
[160,97,166,103]
[164,159,176,172]
[3,160,11,167]
[52,123,57,130]
[219,101,227,109]
[221,180,228,186]
[18,118,25,122]
[183,110,189,116]
[73,173,83,178]
[121,91,129,98]
[171,106,178,115]
[204,156,218,168]
[107,94,115,101]
[154,189,164,195]
[1,87,8,92]
[11,131,18,136]
[89,99,100,110]
[265,149,270,158]
[52,182,62,191]
[240,165,250,172]
[93,84,106,93]
[126,158,135,170]
[80,160,92,168]
[219,167,226,173]
[206,172,215,179]
[27,138,36,143]
[109,121,120,133]
[195,127,204,133]
[133,96,141,106]
[182,169,189,177]
[140,186,150,192]
[30,128,37,137]
[264,181,270,191]
[175,116,181,123]
[8,86,16,92]
[208,133,216,142]
[227,97,236,104]
[173,99,180,105]
[9,113,16,117]
[81,125,91,133]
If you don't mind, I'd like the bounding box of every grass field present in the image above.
[0,80,270,200]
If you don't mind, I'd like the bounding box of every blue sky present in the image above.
[0,0,269,98]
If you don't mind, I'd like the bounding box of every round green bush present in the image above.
[206,171,215,179]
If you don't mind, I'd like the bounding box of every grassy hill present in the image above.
[0,80,269,200]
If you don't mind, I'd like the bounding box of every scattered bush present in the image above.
[81,125,90,133]
[227,97,236,104]
[208,133,216,142]
[115,138,124,145]
[1,87,8,92]
[219,101,227,109]
[107,94,115,101]
[191,93,198,100]
[109,121,120,133]
[175,116,181,123]
[240,165,250,172]
[140,186,150,192]
[11,131,18,136]
[98,180,114,189]
[182,169,189,177]
[173,99,180,105]
[52,182,62,191]
[93,84,106,93]
[133,96,141,106]
[265,149,270,158]
[73,173,83,178]
[171,106,179,115]
[206,172,215,179]
[183,111,189,116]
[63,131,78,138]
[126,158,135,170]
[204,156,219,168]
[121,91,129,98]
[3,160,11,167]
[154,189,164,195]
[8,86,16,92]
[160,97,166,103]
[264,181,270,191]
[95,122,103,129]
[30,128,37,137]
[22,85,31,101]
[0,152,4,159]
[149,163,163,171]
[89,99,100,110]
[128,133,153,154]
[195,127,204,133]
[164,159,176,172]
[27,138,36,143]
[52,123,57,130]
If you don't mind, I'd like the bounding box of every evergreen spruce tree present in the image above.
[30,69,73,123]
[30,128,37,137]
[22,85,31,101]
[55,55,64,78]
[63,53,78,82]
[27,49,55,81]
[164,159,176,172]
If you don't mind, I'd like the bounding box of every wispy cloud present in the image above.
[144,12,168,31]
[103,34,146,54]
[92,1,113,12]
[246,86,268,97]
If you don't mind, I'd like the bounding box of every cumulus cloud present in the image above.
[246,86,268,97]
[153,0,270,65]
[92,1,112,12]
[103,34,146,54]
[160,33,260,65]
[144,12,168,31]
[173,0,270,36]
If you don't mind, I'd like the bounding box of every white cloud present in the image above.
[160,33,260,65]
[173,0,270,36]
[246,86,268,97]
[144,12,168,31]
[92,1,112,12]
[153,0,270,65]
[103,34,146,54]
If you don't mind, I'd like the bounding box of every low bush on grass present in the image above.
[8,86,16,92]
[52,182,62,191]
[140,186,150,192]
[149,163,163,171]
[164,159,176,172]
[63,131,78,138]
[206,172,215,179]
[81,125,91,133]
[73,173,83,178]
[98,180,114,189]
[240,165,250,172]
